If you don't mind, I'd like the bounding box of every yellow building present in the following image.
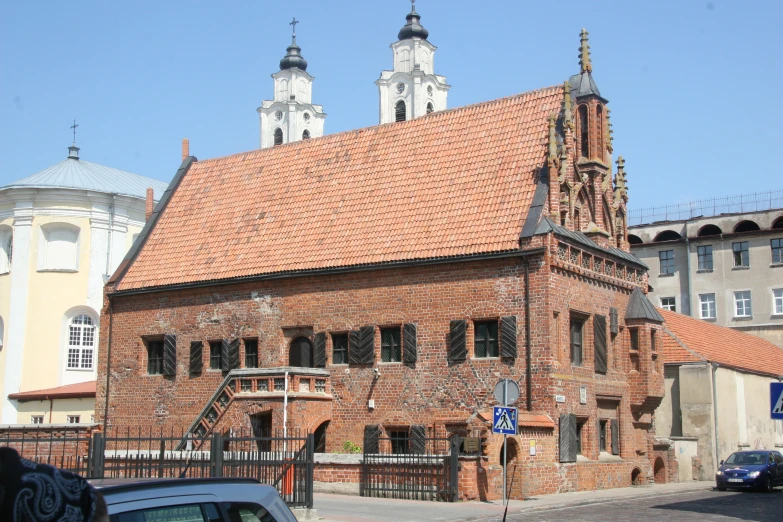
[0,143,168,424]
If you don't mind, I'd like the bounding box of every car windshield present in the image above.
[725,452,767,466]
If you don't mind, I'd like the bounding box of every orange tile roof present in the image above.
[660,309,783,377]
[8,381,96,402]
[117,86,563,290]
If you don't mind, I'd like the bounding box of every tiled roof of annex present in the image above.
[660,309,783,378]
[117,86,564,290]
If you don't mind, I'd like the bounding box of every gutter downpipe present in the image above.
[685,228,693,317]
[711,362,720,468]
[283,371,289,455]
[105,195,115,277]
[524,260,532,412]
[102,296,114,431]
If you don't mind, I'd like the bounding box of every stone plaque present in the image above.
[463,437,480,453]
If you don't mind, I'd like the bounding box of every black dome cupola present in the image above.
[279,17,308,71]
[398,1,429,41]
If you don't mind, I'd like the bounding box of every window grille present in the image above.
[395,101,406,122]
[147,340,163,375]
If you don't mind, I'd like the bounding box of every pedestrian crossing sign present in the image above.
[493,406,518,435]
[772,383,783,420]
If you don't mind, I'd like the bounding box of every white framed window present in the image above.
[66,314,96,370]
[67,415,80,424]
[0,227,12,274]
[660,297,676,312]
[699,293,716,319]
[734,291,752,317]
[31,415,44,424]
[774,289,783,315]
[38,224,80,271]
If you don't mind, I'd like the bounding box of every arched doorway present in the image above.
[290,337,314,367]
[314,420,329,453]
[654,457,667,484]
[631,467,642,486]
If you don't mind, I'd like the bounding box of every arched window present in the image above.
[395,101,406,122]
[628,234,643,245]
[653,230,682,242]
[734,220,760,233]
[0,227,12,274]
[67,314,96,370]
[579,105,589,158]
[38,224,79,271]
[302,130,310,140]
[426,102,434,114]
[697,224,722,237]
[773,216,783,230]
[596,105,604,161]
[273,128,283,146]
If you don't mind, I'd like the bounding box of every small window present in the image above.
[697,245,713,270]
[240,380,252,392]
[273,128,283,146]
[381,327,401,363]
[395,100,406,122]
[244,339,258,368]
[576,421,584,454]
[147,340,163,375]
[629,328,639,351]
[651,330,657,352]
[774,289,783,315]
[389,430,409,454]
[474,321,499,358]
[659,250,675,275]
[67,415,80,424]
[332,333,348,365]
[0,228,12,274]
[660,297,676,312]
[31,415,44,424]
[700,293,717,319]
[772,239,783,264]
[734,291,752,317]
[732,241,749,267]
[209,341,223,370]
[579,104,589,158]
[570,316,584,366]
[426,102,434,114]
[67,314,96,370]
[599,420,607,452]
[302,130,311,140]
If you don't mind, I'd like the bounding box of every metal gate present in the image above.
[361,436,459,501]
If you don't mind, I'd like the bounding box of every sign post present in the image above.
[493,378,520,506]
[771,382,783,420]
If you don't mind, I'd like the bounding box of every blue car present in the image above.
[716,450,783,492]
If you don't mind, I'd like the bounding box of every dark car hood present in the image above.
[720,464,767,472]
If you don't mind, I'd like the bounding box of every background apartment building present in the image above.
[629,191,783,348]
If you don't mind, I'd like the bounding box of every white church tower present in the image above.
[376,2,450,124]
[258,19,325,148]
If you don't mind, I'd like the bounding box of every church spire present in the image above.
[68,119,80,160]
[398,0,429,40]
[579,28,592,74]
[279,17,308,71]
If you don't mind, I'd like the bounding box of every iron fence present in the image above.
[361,436,459,502]
[1,427,314,509]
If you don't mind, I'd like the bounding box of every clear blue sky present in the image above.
[1,0,781,210]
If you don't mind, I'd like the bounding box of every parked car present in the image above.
[91,477,298,522]
[715,450,783,492]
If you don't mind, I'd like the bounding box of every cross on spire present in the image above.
[290,17,299,37]
[411,0,417,12]
[70,119,79,145]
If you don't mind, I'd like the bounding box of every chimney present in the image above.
[181,138,190,161]
[145,188,154,221]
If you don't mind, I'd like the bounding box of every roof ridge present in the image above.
[196,84,564,167]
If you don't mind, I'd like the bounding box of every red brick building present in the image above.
[96,30,669,496]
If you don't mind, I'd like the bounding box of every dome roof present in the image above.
[1,147,169,200]
[279,37,308,71]
[398,8,429,41]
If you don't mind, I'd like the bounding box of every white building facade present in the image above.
[376,5,450,124]
[257,31,325,149]
[0,144,167,423]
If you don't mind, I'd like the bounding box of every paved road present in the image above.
[503,489,783,521]
[314,486,783,521]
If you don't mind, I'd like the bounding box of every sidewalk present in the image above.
[310,481,714,522]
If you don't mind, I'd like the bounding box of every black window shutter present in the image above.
[500,316,518,359]
[411,425,426,454]
[559,413,577,463]
[594,315,607,373]
[163,334,177,377]
[229,338,240,370]
[189,341,203,374]
[313,333,327,368]
[221,339,230,372]
[403,323,418,364]
[363,425,380,454]
[449,320,467,364]
[358,325,375,365]
[348,330,361,365]
[611,419,620,455]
